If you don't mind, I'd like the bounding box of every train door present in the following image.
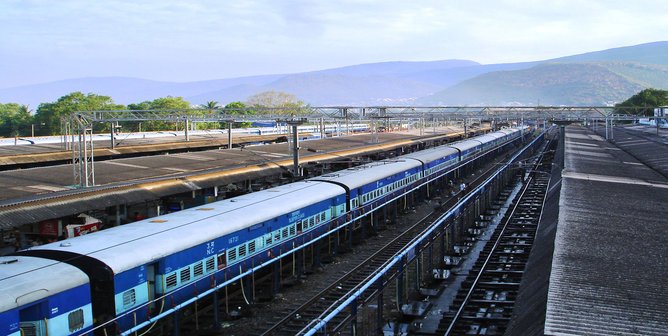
[19,301,48,336]
[146,263,157,313]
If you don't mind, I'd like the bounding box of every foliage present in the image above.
[615,88,668,115]
[0,103,33,137]
[202,101,219,110]
[222,101,251,128]
[127,96,191,131]
[34,92,124,135]
[245,90,306,115]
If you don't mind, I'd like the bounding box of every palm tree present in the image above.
[203,101,219,111]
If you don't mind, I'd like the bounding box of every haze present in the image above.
[1,0,666,88]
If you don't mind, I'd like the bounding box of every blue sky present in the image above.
[1,0,666,88]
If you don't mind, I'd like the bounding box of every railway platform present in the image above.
[506,124,668,335]
[540,125,668,335]
[0,127,473,237]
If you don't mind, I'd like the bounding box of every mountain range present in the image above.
[1,41,667,108]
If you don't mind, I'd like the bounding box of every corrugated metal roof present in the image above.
[0,129,475,229]
[544,126,668,336]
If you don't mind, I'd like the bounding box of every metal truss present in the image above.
[73,106,646,124]
[69,114,95,188]
[67,106,652,188]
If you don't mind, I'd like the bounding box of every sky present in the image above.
[1,0,666,88]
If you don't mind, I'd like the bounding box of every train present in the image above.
[0,126,528,336]
[0,124,370,146]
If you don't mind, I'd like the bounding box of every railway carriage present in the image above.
[17,181,346,333]
[0,256,93,336]
[312,159,423,218]
[403,146,460,180]
[8,126,530,335]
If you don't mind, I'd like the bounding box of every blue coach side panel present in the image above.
[0,256,93,336]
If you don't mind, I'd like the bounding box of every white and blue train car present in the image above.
[447,138,483,161]
[312,159,423,217]
[403,146,460,180]
[0,256,93,336]
[7,126,529,334]
[18,181,346,333]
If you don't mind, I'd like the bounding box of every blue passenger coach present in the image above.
[17,181,346,333]
[312,159,423,217]
[8,126,529,335]
[0,256,93,336]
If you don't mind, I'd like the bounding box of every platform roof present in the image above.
[545,126,668,335]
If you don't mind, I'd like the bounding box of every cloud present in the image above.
[0,0,667,87]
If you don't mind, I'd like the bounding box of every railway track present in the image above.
[162,139,535,336]
[255,153,525,335]
[437,143,554,335]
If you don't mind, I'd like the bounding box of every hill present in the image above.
[418,63,655,106]
[1,41,667,107]
[419,42,668,106]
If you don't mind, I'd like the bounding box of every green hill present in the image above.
[419,41,668,106]
[419,61,668,106]
[551,41,668,66]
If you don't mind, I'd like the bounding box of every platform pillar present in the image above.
[313,240,322,269]
[110,122,115,149]
[272,260,281,296]
[173,309,181,336]
[295,248,303,278]
[376,277,384,334]
[227,120,233,149]
[212,290,221,330]
[350,299,358,336]
[184,118,190,142]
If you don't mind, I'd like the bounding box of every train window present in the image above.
[217,252,227,269]
[274,231,281,242]
[289,225,296,236]
[194,262,204,277]
[180,268,191,283]
[297,221,303,232]
[282,228,288,239]
[315,216,320,224]
[265,233,273,245]
[310,217,315,226]
[321,213,326,221]
[206,257,215,272]
[122,289,136,309]
[228,249,237,262]
[238,245,247,257]
[249,240,256,253]
[166,273,177,289]
[68,308,84,332]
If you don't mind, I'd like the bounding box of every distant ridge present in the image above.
[1,41,667,107]
[419,41,668,106]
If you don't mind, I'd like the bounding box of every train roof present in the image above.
[0,256,89,313]
[447,127,522,152]
[473,133,503,144]
[402,146,459,163]
[447,138,482,151]
[309,158,422,189]
[26,181,344,274]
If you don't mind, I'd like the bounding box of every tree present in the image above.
[245,91,306,115]
[193,101,221,130]
[34,92,124,135]
[223,101,252,128]
[127,96,192,131]
[148,96,191,110]
[0,103,33,137]
[202,101,219,110]
[615,88,668,116]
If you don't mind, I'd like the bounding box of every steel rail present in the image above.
[301,131,547,336]
[443,141,552,335]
